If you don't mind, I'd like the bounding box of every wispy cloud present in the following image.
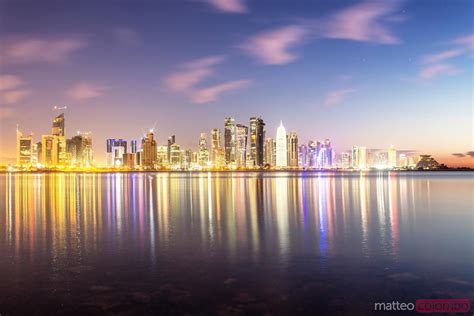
[0,74,23,90]
[114,27,140,46]
[241,26,306,65]
[454,34,474,50]
[191,80,251,103]
[0,37,87,65]
[206,0,247,13]
[466,151,474,158]
[452,153,465,158]
[165,55,251,103]
[323,1,401,44]
[66,83,105,100]
[419,63,459,80]
[324,88,356,107]
[422,49,465,64]
[165,55,225,92]
[0,89,30,105]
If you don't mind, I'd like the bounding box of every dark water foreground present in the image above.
[0,172,473,315]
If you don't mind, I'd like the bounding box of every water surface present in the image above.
[0,172,473,314]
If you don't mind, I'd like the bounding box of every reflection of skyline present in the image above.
[3,172,451,267]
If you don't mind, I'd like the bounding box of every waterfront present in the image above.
[0,172,473,315]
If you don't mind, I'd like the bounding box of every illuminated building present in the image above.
[16,127,32,166]
[276,121,287,168]
[141,131,157,169]
[157,145,168,167]
[35,142,42,164]
[41,135,66,167]
[170,143,182,169]
[235,124,248,168]
[106,139,127,167]
[210,128,221,165]
[307,141,318,168]
[249,117,265,167]
[123,153,135,169]
[416,155,440,170]
[264,138,276,167]
[167,135,175,162]
[299,144,308,168]
[224,117,236,165]
[352,146,367,169]
[388,145,397,168]
[198,132,209,167]
[323,139,333,168]
[67,132,93,167]
[341,152,351,169]
[52,113,65,136]
[287,132,298,168]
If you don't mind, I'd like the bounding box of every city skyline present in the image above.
[0,0,473,167]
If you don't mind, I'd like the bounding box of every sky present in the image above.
[0,0,472,167]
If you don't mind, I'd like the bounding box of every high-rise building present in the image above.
[352,146,367,169]
[157,145,168,167]
[210,128,221,165]
[106,139,127,167]
[42,135,66,167]
[249,117,265,167]
[341,152,351,169]
[264,137,276,167]
[299,145,308,168]
[276,121,287,168]
[141,131,157,169]
[307,140,318,168]
[52,113,65,136]
[287,132,298,168]
[224,117,236,165]
[198,132,209,167]
[16,127,32,166]
[388,145,397,168]
[67,132,93,167]
[35,142,42,164]
[170,143,181,169]
[167,135,175,162]
[235,124,248,168]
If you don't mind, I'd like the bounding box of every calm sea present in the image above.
[0,172,473,315]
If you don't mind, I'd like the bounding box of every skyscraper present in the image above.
[264,137,276,167]
[388,145,397,168]
[167,135,175,162]
[299,144,308,168]
[352,146,367,169]
[142,131,157,169]
[287,132,298,168]
[67,132,93,166]
[224,117,236,165]
[276,121,287,168]
[198,132,209,167]
[210,128,221,163]
[52,113,65,136]
[106,139,127,167]
[16,127,32,166]
[41,135,65,167]
[307,140,317,168]
[235,124,248,168]
[249,117,265,167]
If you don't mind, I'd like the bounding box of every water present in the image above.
[0,172,473,315]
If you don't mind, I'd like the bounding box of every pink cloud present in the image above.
[324,1,400,44]
[206,0,247,13]
[165,55,225,92]
[242,26,306,65]
[0,74,23,91]
[422,48,465,64]
[191,80,251,104]
[66,83,105,100]
[454,34,474,50]
[419,64,459,80]
[324,89,356,107]
[0,37,87,65]
[1,89,30,105]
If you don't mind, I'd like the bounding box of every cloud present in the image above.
[323,1,401,44]
[191,80,251,103]
[452,153,465,158]
[66,83,105,100]
[466,151,474,158]
[165,55,225,92]
[419,64,459,80]
[454,34,474,50]
[0,37,87,65]
[206,0,247,13]
[115,28,140,46]
[0,107,15,119]
[324,88,356,107]
[0,89,30,104]
[0,74,23,90]
[241,26,306,65]
[422,49,465,64]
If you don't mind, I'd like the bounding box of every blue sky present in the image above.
[0,0,472,166]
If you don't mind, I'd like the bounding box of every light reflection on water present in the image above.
[0,172,473,314]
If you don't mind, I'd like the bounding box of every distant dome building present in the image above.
[416,155,440,170]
